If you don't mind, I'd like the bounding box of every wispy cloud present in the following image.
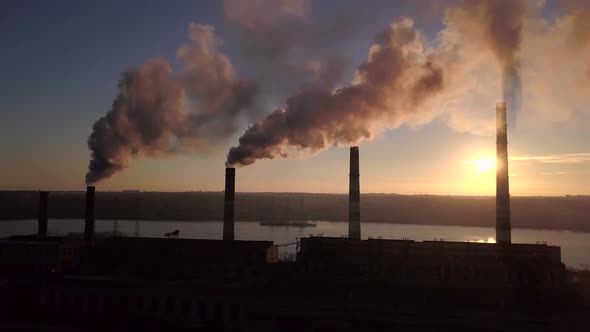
[511,153,590,164]
[539,171,590,176]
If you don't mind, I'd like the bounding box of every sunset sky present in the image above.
[1,0,589,195]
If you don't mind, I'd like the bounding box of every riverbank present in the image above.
[2,191,589,232]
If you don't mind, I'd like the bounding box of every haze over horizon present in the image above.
[1,0,589,196]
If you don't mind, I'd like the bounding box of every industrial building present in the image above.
[297,237,564,287]
[82,237,278,280]
[0,235,85,276]
[0,103,589,331]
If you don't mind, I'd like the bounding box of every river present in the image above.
[2,219,589,268]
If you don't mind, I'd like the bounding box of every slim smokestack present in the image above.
[348,146,361,240]
[84,186,95,244]
[496,102,511,244]
[38,191,49,236]
[223,168,235,241]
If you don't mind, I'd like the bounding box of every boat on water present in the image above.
[259,221,317,228]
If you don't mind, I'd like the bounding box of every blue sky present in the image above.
[1,0,588,195]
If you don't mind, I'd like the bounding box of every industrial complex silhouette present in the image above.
[1,103,589,331]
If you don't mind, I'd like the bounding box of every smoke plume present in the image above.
[224,0,309,32]
[227,0,572,167]
[445,0,530,115]
[223,0,349,103]
[86,24,256,184]
[227,19,444,166]
[88,0,590,179]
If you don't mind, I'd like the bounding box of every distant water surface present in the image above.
[2,219,589,268]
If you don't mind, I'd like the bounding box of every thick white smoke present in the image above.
[227,0,590,166]
[226,18,444,166]
[87,0,590,181]
[86,24,256,184]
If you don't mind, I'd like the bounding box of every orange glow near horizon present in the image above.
[464,157,496,174]
[1,145,587,197]
[469,237,496,244]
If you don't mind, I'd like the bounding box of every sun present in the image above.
[465,157,496,174]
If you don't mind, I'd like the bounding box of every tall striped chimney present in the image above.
[84,186,95,244]
[496,102,511,244]
[348,146,361,240]
[38,191,49,236]
[223,167,235,241]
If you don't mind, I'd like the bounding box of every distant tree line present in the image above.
[0,191,588,232]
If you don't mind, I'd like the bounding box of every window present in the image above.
[89,294,98,313]
[165,298,174,314]
[148,297,159,313]
[120,296,128,313]
[181,299,190,315]
[46,290,56,308]
[230,303,239,322]
[75,292,84,308]
[60,291,70,311]
[136,297,144,311]
[214,302,223,322]
[198,302,207,321]
[103,295,113,314]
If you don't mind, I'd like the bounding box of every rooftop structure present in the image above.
[82,237,278,280]
[0,235,85,276]
[297,236,564,288]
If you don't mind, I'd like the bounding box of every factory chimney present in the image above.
[38,191,49,236]
[348,146,361,240]
[223,167,235,241]
[496,102,511,244]
[84,186,95,244]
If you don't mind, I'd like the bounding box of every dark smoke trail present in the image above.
[561,0,590,80]
[502,64,521,124]
[86,60,183,184]
[486,0,526,120]
[87,0,590,180]
[226,19,444,166]
[226,1,535,167]
[224,0,351,106]
[86,24,257,184]
[447,0,528,120]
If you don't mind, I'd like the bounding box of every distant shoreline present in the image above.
[1,190,588,198]
[3,218,590,234]
[2,191,588,232]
